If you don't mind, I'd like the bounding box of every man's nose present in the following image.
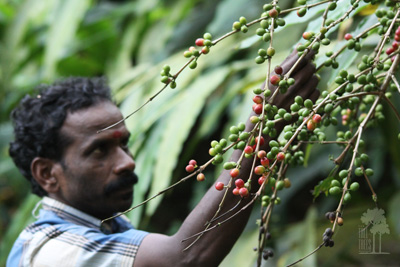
[113,148,136,174]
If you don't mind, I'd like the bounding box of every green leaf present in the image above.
[43,0,91,79]
[145,67,230,216]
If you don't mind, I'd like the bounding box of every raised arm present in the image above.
[134,50,319,267]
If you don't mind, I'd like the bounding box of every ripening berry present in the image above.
[302,32,313,40]
[283,178,291,188]
[312,114,322,124]
[258,150,267,158]
[270,75,280,85]
[189,159,197,166]
[239,187,249,197]
[196,173,205,181]
[258,176,266,185]
[307,120,316,131]
[232,187,240,195]
[297,7,307,17]
[230,168,240,178]
[201,46,210,54]
[276,152,285,161]
[195,38,204,47]
[185,165,195,172]
[244,145,254,154]
[235,179,245,188]
[254,165,265,175]
[253,95,263,104]
[337,217,344,226]
[269,9,278,18]
[344,33,353,40]
[215,182,224,191]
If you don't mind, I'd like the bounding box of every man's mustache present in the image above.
[104,172,138,196]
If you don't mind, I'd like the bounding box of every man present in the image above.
[7,51,318,266]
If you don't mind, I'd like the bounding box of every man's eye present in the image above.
[93,145,108,155]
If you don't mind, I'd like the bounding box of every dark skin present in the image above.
[31,51,318,266]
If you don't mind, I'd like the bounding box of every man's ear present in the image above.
[31,157,62,194]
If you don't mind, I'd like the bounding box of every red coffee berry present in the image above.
[307,120,316,131]
[396,27,400,36]
[189,159,197,166]
[260,157,270,167]
[276,152,285,161]
[215,182,224,191]
[235,179,245,188]
[253,103,263,114]
[274,65,283,75]
[392,41,399,50]
[312,114,322,124]
[258,176,266,185]
[395,35,400,42]
[230,168,240,178]
[186,165,195,172]
[254,165,265,175]
[344,33,352,40]
[196,173,205,181]
[386,47,395,55]
[239,187,249,197]
[258,150,267,159]
[232,187,240,195]
[255,136,265,146]
[244,145,254,154]
[270,75,280,85]
[195,38,204,46]
[253,95,263,104]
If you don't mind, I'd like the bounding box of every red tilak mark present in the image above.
[112,131,122,139]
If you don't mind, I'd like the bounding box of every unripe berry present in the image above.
[267,47,276,56]
[215,182,224,191]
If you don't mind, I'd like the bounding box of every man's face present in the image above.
[52,101,137,219]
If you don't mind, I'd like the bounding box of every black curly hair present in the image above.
[9,77,113,197]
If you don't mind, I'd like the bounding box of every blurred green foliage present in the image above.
[0,0,399,266]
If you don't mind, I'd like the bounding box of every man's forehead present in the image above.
[62,102,126,135]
